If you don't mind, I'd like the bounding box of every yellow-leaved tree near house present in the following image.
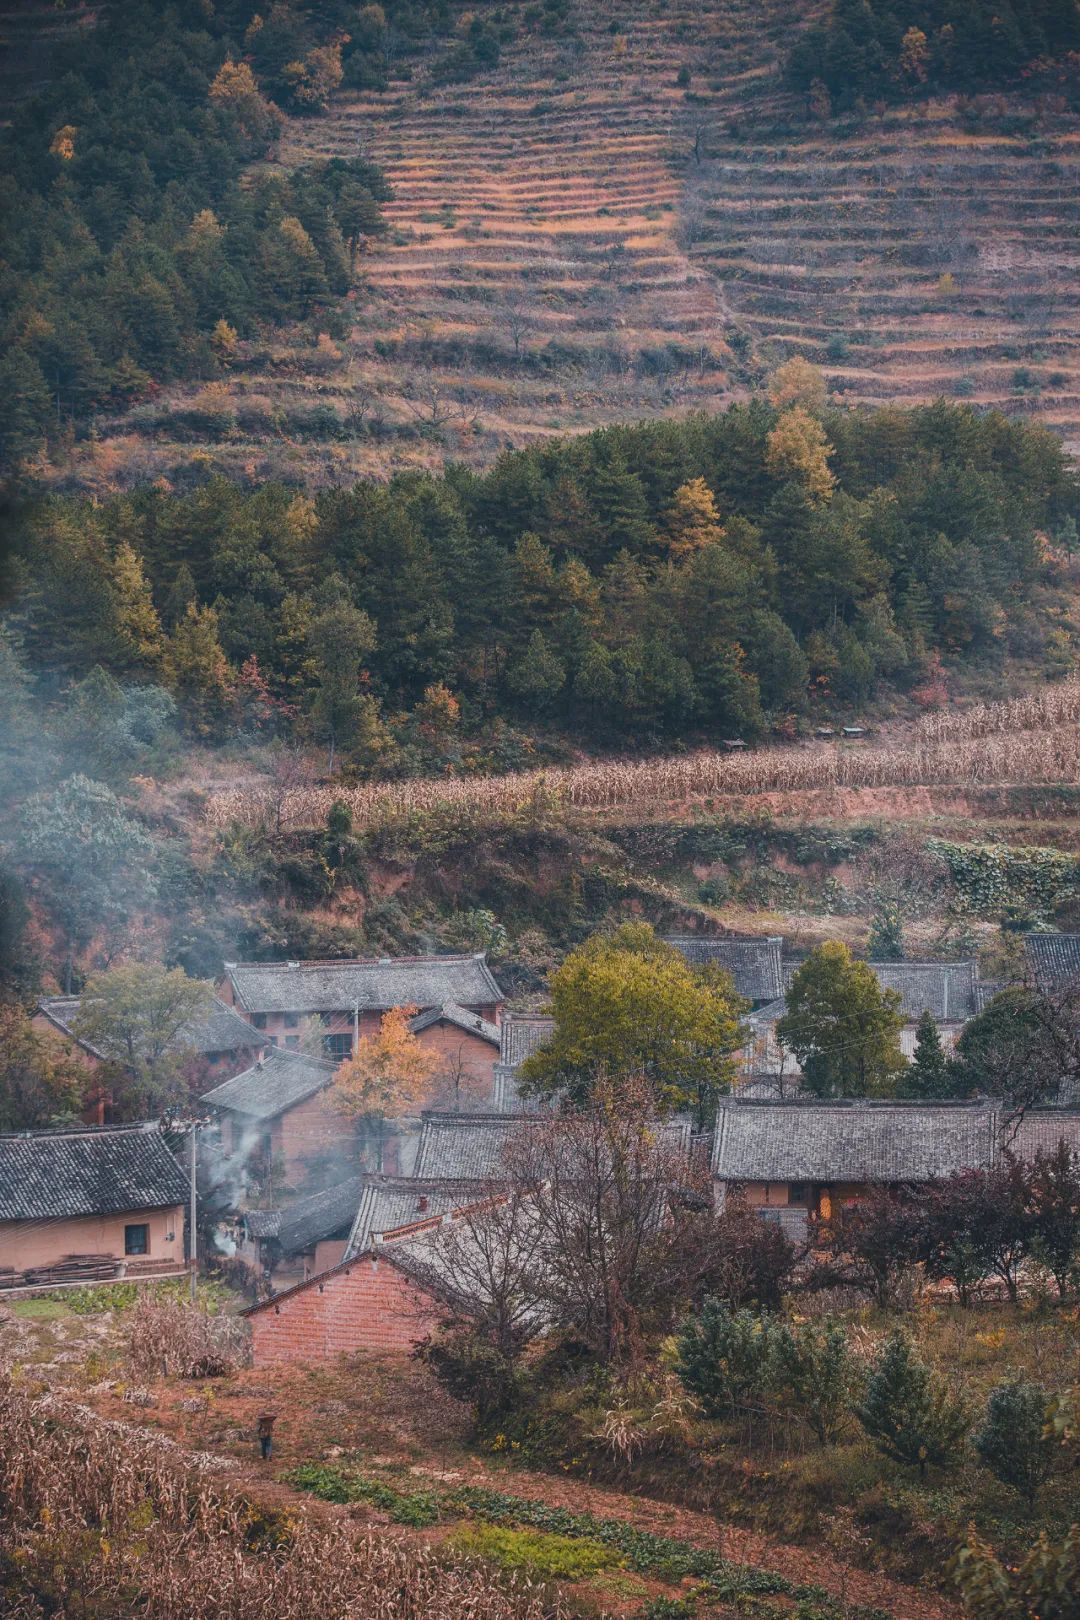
[331,1005,440,1170]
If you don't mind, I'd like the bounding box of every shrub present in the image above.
[951,1524,1080,1619]
[694,1200,799,1310]
[770,1318,859,1444]
[675,1301,773,1416]
[854,1332,968,1477]
[451,1523,618,1579]
[974,1380,1055,1505]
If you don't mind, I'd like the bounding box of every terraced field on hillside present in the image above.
[52,0,1080,491]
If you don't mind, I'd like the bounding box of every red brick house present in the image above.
[243,1211,471,1365]
[0,1123,188,1287]
[201,1047,344,1189]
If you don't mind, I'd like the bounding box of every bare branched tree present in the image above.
[502,1080,704,1367]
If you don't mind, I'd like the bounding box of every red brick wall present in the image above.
[249,1256,438,1366]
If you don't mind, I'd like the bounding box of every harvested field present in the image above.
[208,682,1080,832]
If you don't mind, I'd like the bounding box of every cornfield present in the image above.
[208,693,1080,836]
[126,1297,251,1380]
[0,1375,571,1620]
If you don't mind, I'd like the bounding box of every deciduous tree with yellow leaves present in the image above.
[331,1005,440,1169]
[766,406,836,504]
[664,477,726,559]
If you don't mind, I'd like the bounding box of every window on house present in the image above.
[284,1013,299,1029]
[285,1036,299,1051]
[124,1223,149,1256]
[323,1032,353,1061]
[789,1183,807,1203]
[252,1013,267,1030]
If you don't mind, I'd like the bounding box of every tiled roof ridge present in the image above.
[0,1119,165,1141]
[226,952,491,971]
[717,1095,992,1110]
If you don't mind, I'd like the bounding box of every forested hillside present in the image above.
[5,398,1076,765]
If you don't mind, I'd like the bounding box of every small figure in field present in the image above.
[257,1411,277,1461]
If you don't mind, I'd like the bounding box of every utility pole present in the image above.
[353,1001,360,1055]
[189,1122,198,1305]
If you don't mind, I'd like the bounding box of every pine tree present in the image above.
[974,1380,1055,1505]
[675,1301,774,1417]
[855,1332,968,1477]
[110,540,165,672]
[165,603,234,736]
[664,477,726,559]
[900,1010,954,1099]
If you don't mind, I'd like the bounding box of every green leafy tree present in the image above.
[778,942,905,1097]
[675,1301,774,1417]
[855,1331,968,1477]
[18,776,157,989]
[898,1009,954,1099]
[0,1004,82,1130]
[948,987,1064,1108]
[519,923,746,1122]
[974,1380,1055,1506]
[73,964,215,1114]
[770,1317,859,1444]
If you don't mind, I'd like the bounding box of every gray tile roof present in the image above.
[37,995,261,1059]
[1004,1110,1080,1162]
[412,1113,527,1180]
[223,954,503,1015]
[491,1063,544,1113]
[274,1176,366,1256]
[1024,934,1080,993]
[777,960,980,1023]
[868,961,978,1022]
[409,1002,501,1047]
[243,1209,281,1240]
[412,1111,693,1180]
[343,1175,493,1259]
[712,1099,999,1184]
[186,999,265,1055]
[973,980,1005,1013]
[0,1124,188,1220]
[664,936,783,1003]
[499,1016,556,1067]
[200,1047,337,1121]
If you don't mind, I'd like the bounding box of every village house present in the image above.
[217,954,504,1067]
[343,1174,494,1260]
[0,1123,188,1288]
[242,1202,488,1365]
[664,935,784,1008]
[200,1047,344,1190]
[33,994,265,1124]
[743,958,983,1086]
[711,1096,1080,1239]
[240,1174,367,1285]
[1024,932,1080,994]
[491,1014,554,1111]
